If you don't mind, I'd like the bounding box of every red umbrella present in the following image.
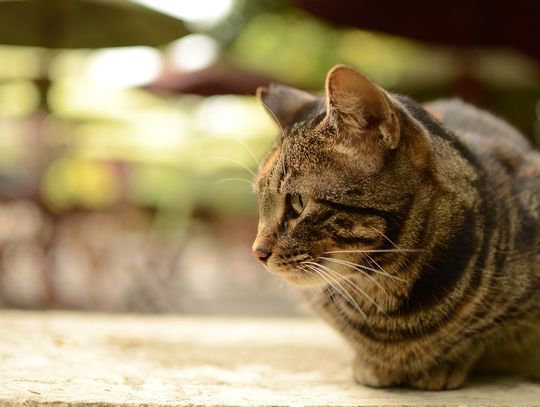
[143,63,282,96]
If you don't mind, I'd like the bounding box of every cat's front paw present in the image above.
[353,356,396,388]
[407,366,468,390]
[353,354,470,390]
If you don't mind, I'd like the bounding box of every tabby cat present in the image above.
[252,65,540,390]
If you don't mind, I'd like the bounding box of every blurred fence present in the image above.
[0,200,300,314]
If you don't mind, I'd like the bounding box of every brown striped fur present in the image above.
[252,65,540,390]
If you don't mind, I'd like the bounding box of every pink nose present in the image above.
[252,247,271,264]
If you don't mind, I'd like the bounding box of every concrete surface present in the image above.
[0,311,539,406]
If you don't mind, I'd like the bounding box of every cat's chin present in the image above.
[282,274,325,288]
[266,264,326,287]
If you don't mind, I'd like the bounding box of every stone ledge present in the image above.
[0,311,539,406]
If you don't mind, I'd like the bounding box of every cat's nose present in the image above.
[252,247,272,264]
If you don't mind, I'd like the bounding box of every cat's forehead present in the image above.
[255,94,361,198]
[255,130,352,201]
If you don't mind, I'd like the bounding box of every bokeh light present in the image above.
[87,47,162,87]
[168,34,220,72]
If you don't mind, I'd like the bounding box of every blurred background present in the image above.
[0,0,538,315]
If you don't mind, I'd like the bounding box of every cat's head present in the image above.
[252,65,432,287]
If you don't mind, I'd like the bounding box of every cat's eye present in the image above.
[290,194,309,216]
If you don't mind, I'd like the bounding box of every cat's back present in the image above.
[424,99,532,153]
[426,98,540,275]
[425,98,540,185]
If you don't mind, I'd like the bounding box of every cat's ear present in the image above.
[324,65,399,149]
[257,83,317,130]
[323,65,432,173]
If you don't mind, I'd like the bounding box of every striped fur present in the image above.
[253,65,540,389]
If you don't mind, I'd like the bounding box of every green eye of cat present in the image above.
[290,194,309,215]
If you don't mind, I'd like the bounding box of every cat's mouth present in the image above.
[266,257,320,287]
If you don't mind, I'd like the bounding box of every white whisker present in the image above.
[302,262,369,320]
[319,262,388,316]
[206,157,256,177]
[222,137,260,168]
[303,261,386,316]
[296,265,313,285]
[369,226,399,249]
[364,253,403,283]
[260,98,287,178]
[215,177,254,185]
[320,256,406,283]
[260,99,285,135]
[324,248,422,254]
[319,256,389,292]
